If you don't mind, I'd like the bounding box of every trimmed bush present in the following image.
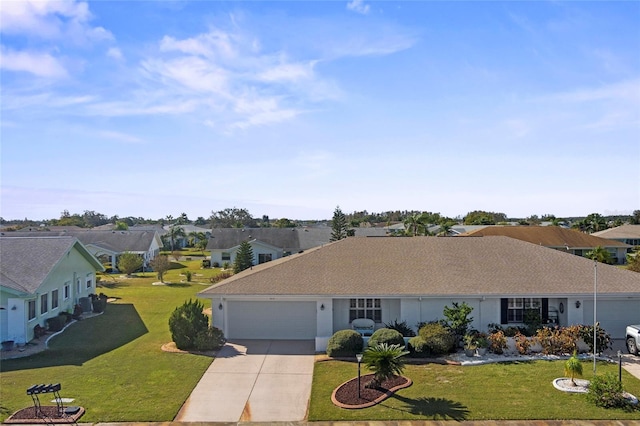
[326,329,363,357]
[418,323,456,355]
[194,327,226,351]
[587,372,628,408]
[45,315,66,332]
[169,299,210,350]
[407,336,430,357]
[368,328,405,348]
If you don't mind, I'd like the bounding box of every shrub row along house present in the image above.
[0,237,104,344]
[199,236,640,352]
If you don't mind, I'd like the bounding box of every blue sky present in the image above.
[1,1,639,221]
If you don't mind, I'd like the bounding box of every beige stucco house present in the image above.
[199,236,640,352]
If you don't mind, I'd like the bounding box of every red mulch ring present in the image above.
[332,373,412,409]
[4,406,85,424]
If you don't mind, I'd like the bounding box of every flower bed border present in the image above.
[331,375,412,409]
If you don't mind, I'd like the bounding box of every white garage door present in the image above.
[227,301,317,339]
[582,300,640,339]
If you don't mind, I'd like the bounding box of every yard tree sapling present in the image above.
[118,252,143,276]
[150,255,170,282]
[330,206,349,241]
[233,241,254,273]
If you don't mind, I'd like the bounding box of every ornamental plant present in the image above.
[587,373,627,408]
[488,330,508,354]
[564,351,583,386]
[514,332,531,355]
[362,343,409,388]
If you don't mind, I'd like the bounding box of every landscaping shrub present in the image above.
[579,323,612,355]
[326,329,363,357]
[91,293,108,313]
[488,330,508,354]
[514,332,531,355]
[534,326,579,355]
[384,319,416,337]
[587,372,628,409]
[367,328,405,347]
[407,336,429,357]
[418,322,456,355]
[59,311,73,323]
[201,259,211,268]
[45,315,66,332]
[209,271,233,284]
[169,299,210,350]
[523,309,543,336]
[193,327,226,351]
[362,343,409,388]
[185,270,192,282]
[443,302,474,343]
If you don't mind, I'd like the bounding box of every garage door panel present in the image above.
[582,300,640,339]
[227,301,316,340]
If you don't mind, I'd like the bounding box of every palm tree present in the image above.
[564,351,583,386]
[404,213,425,236]
[362,343,409,388]
[167,225,185,251]
[585,246,613,264]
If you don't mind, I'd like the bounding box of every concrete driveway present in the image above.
[174,339,315,422]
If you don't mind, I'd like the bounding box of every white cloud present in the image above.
[107,47,123,61]
[257,61,316,83]
[347,0,370,15]
[0,0,112,44]
[0,47,68,78]
[95,130,145,144]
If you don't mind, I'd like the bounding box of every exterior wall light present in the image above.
[575,300,581,308]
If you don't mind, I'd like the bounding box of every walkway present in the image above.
[174,339,315,423]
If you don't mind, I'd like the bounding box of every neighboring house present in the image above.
[0,236,104,344]
[206,227,388,266]
[199,236,640,351]
[458,226,631,264]
[593,225,640,249]
[1,230,162,270]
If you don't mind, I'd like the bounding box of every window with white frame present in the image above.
[28,300,36,320]
[86,274,93,289]
[349,298,382,322]
[258,253,272,264]
[51,289,59,310]
[40,293,48,314]
[64,283,70,300]
[507,297,541,323]
[222,252,231,261]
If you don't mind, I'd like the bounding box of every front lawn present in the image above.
[0,270,224,422]
[309,359,640,421]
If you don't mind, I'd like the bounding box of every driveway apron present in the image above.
[174,339,315,422]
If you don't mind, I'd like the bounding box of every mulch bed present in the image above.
[4,406,85,424]
[332,373,412,409]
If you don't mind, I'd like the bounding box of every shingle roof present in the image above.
[0,237,102,295]
[1,230,159,253]
[206,228,388,252]
[593,225,640,240]
[199,236,640,298]
[458,226,629,249]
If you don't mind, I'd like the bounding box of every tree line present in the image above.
[2,208,639,233]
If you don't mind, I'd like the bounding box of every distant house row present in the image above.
[1,224,638,347]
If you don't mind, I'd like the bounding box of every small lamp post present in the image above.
[618,350,623,383]
[356,353,363,399]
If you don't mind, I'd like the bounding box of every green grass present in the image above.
[309,359,640,421]
[0,271,220,422]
